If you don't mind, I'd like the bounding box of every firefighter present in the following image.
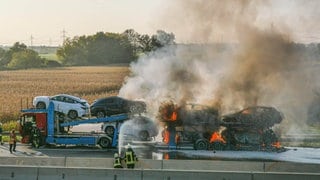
[113,153,123,168]
[124,144,138,169]
[9,129,17,153]
[31,125,41,148]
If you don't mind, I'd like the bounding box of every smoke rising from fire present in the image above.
[119,0,320,133]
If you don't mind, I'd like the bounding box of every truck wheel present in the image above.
[211,141,225,151]
[104,126,115,136]
[194,139,209,150]
[139,130,149,141]
[68,110,78,119]
[99,137,111,148]
[36,102,46,109]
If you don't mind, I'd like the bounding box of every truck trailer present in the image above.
[19,102,129,148]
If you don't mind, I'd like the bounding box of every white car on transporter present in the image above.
[33,94,90,119]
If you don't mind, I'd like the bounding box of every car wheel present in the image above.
[68,110,78,119]
[99,137,111,148]
[139,130,149,141]
[194,139,209,150]
[105,126,115,136]
[129,105,138,114]
[96,111,105,118]
[36,102,46,109]
[136,104,145,114]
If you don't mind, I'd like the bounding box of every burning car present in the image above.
[158,101,220,150]
[218,106,284,151]
[158,101,284,151]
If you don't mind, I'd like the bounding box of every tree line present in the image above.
[0,29,175,69]
[1,29,320,69]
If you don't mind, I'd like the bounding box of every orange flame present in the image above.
[162,129,170,144]
[171,111,177,121]
[272,141,281,149]
[164,153,170,160]
[242,109,251,114]
[210,132,226,144]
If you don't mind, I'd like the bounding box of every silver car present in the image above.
[101,116,158,141]
[33,94,89,119]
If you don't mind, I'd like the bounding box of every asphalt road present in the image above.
[1,142,320,165]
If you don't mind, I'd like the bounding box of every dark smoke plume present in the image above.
[119,0,320,135]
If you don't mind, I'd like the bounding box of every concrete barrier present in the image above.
[0,166,38,180]
[264,162,320,173]
[162,159,264,171]
[254,172,320,180]
[38,167,142,180]
[143,169,253,180]
[1,157,320,174]
[0,166,319,180]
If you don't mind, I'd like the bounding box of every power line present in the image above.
[30,35,34,47]
[61,29,67,44]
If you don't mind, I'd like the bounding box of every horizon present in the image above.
[1,0,320,46]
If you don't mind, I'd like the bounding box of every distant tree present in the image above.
[0,47,5,65]
[56,30,176,66]
[154,30,176,46]
[7,49,44,69]
[122,29,144,55]
[140,30,176,52]
[0,47,5,56]
[57,36,88,66]
[0,42,44,69]
[0,42,28,66]
[57,32,136,65]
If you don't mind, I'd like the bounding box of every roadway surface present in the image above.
[1,142,320,165]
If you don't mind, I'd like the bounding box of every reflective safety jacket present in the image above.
[125,151,136,165]
[113,156,122,168]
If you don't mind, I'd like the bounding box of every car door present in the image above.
[105,97,120,114]
[52,95,75,114]
[51,95,67,113]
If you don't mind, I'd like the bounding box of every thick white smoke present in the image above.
[119,0,320,135]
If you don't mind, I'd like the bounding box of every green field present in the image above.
[39,53,59,61]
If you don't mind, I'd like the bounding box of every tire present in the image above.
[68,110,78,119]
[36,102,46,109]
[96,111,106,118]
[99,137,111,148]
[104,126,115,136]
[137,105,146,114]
[139,130,149,141]
[211,141,225,151]
[129,105,137,114]
[194,139,209,150]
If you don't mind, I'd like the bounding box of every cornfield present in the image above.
[0,66,130,123]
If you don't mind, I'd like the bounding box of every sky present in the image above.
[0,0,164,46]
[1,0,320,46]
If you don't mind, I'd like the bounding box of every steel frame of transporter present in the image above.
[19,102,129,148]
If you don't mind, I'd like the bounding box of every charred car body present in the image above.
[158,101,284,151]
[218,106,283,151]
[158,101,220,150]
